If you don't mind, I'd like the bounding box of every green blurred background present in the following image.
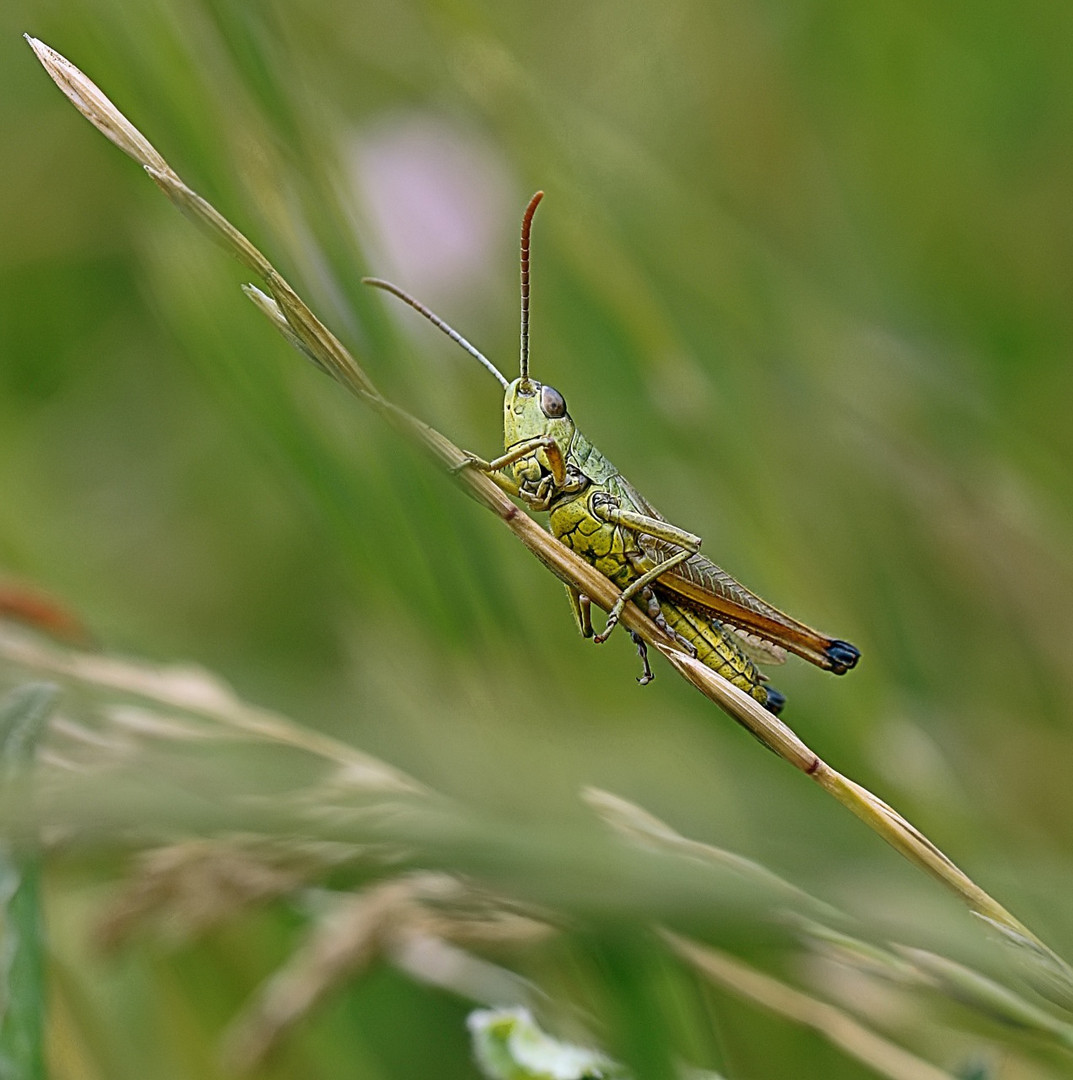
[4,0,1073,1076]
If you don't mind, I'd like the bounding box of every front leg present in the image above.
[451,436,566,487]
[450,451,524,498]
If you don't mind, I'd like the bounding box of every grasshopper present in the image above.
[365,192,859,712]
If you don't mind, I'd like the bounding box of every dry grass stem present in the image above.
[583,786,844,924]
[23,37,173,177]
[26,36,1073,1005]
[893,946,1073,1049]
[222,874,540,1072]
[96,839,317,950]
[664,930,956,1080]
[0,627,423,795]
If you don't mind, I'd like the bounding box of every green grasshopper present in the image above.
[365,192,859,712]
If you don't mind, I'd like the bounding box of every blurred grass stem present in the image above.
[0,684,58,1080]
[663,931,955,1080]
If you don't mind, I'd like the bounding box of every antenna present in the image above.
[519,190,544,382]
[362,277,509,389]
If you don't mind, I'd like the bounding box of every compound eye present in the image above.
[540,384,567,418]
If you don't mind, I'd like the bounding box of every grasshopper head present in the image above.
[504,376,575,485]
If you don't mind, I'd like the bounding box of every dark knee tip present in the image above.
[826,640,860,674]
[764,687,786,716]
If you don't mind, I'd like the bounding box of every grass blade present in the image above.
[0,683,59,1080]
